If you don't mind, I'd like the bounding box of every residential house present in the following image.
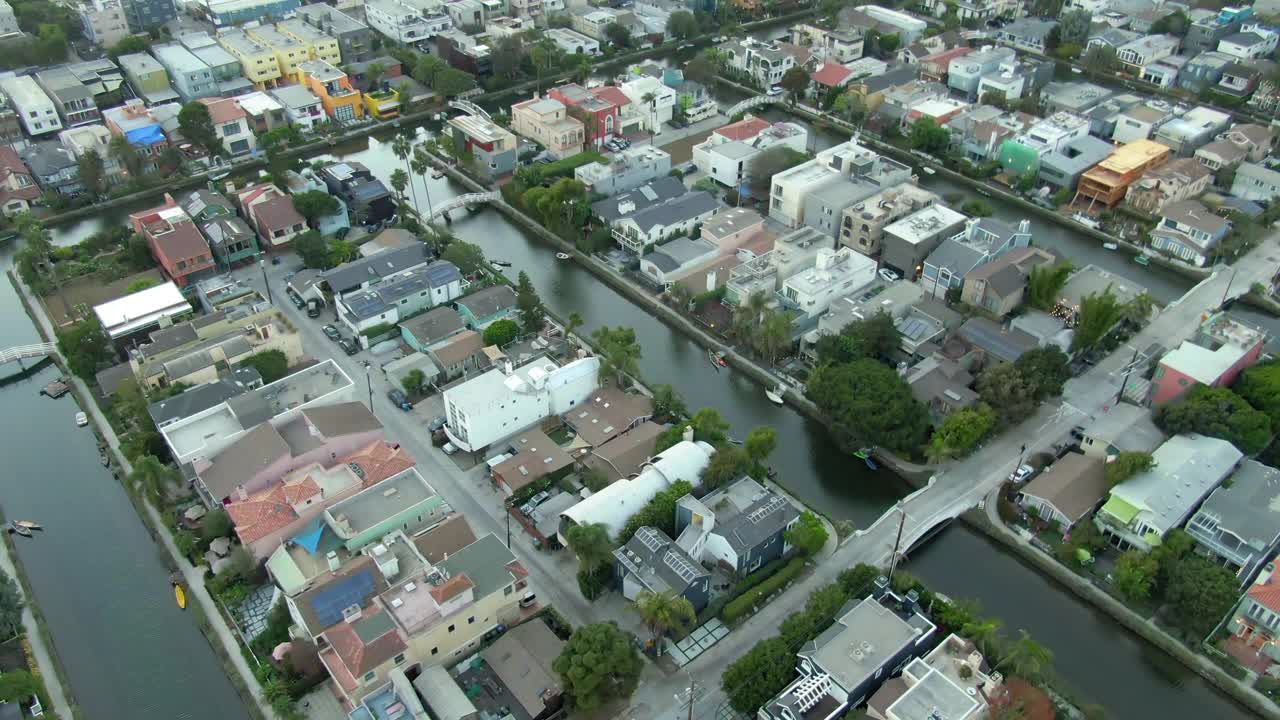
[198,96,256,156]
[321,243,431,298]
[1126,157,1212,213]
[1150,312,1265,405]
[446,114,515,179]
[319,161,395,225]
[1115,34,1181,72]
[442,355,601,453]
[235,91,288,134]
[363,84,400,120]
[1217,23,1280,60]
[998,111,1092,177]
[1096,434,1243,552]
[919,46,972,83]
[867,634,1006,720]
[1185,5,1254,53]
[188,41,254,96]
[839,184,939,258]
[1149,199,1231,266]
[1227,560,1280,671]
[183,188,259,267]
[719,38,797,87]
[510,96,583,160]
[996,18,1057,53]
[0,147,39,216]
[790,24,865,64]
[559,439,714,543]
[591,176,686,225]
[778,247,878,321]
[20,142,81,196]
[102,99,168,171]
[955,316,1040,364]
[293,3,374,63]
[725,228,829,306]
[851,5,926,42]
[1155,107,1232,157]
[198,0,298,25]
[118,52,179,104]
[617,75,676,134]
[400,307,466,353]
[1139,54,1193,88]
[611,192,719,253]
[285,169,349,236]
[121,0,175,30]
[336,262,463,337]
[0,75,62,136]
[1075,139,1171,208]
[94,281,193,345]
[344,56,406,93]
[1176,50,1235,93]
[572,7,630,39]
[1249,78,1280,115]
[1187,460,1280,580]
[948,46,1016,99]
[455,284,517,329]
[639,237,720,288]
[1216,61,1261,100]
[675,476,800,576]
[1232,162,1280,203]
[427,329,487,381]
[576,145,673,196]
[1196,124,1273,170]
[218,31,283,89]
[1018,453,1109,529]
[614,526,710,612]
[128,196,215,287]
[759,587,937,720]
[545,27,599,55]
[547,84,618,148]
[490,429,574,497]
[1038,135,1116,190]
[1075,403,1165,460]
[79,0,131,47]
[561,387,652,449]
[476,622,566,720]
[236,183,307,249]
[770,138,912,228]
[277,18,341,66]
[363,0,441,49]
[691,116,808,190]
[33,68,100,128]
[905,353,978,419]
[151,44,217,102]
[920,218,1031,299]
[296,60,363,122]
[960,246,1057,317]
[1040,81,1113,115]
[268,84,323,131]
[122,307,299,389]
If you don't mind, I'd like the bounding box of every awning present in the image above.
[1100,494,1140,525]
[293,517,328,554]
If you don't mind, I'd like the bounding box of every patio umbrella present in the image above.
[272,642,293,662]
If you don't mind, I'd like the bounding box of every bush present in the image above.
[721,556,806,623]
[483,318,519,346]
[238,349,289,383]
[577,568,609,600]
[536,151,608,181]
[360,322,395,339]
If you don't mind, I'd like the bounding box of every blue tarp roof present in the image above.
[293,517,328,554]
[126,124,165,147]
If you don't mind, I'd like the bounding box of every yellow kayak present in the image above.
[174,583,187,610]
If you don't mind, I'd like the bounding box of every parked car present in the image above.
[767,85,784,96]
[322,324,341,341]
[518,591,537,608]
[528,490,551,508]
[427,415,447,432]
[288,291,305,309]
[338,337,358,355]
[442,442,459,455]
[1008,464,1035,483]
[387,388,413,411]
[878,268,901,282]
[307,299,323,318]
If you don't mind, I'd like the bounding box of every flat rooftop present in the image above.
[326,468,437,537]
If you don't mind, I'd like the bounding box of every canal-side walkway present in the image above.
[11,273,278,720]
[0,531,73,719]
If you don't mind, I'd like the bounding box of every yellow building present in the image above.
[277,18,342,67]
[217,31,281,88]
[246,24,312,79]
[363,87,400,119]
[297,60,364,122]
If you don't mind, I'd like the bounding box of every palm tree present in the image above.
[1121,292,1156,326]
[960,617,1002,656]
[391,132,420,214]
[996,630,1054,682]
[756,310,793,365]
[411,145,436,220]
[575,54,591,82]
[130,455,177,503]
[642,92,657,139]
[562,311,584,355]
[390,168,409,202]
[667,284,694,313]
[636,590,696,656]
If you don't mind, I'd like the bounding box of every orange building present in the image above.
[1074,139,1171,209]
[295,60,364,122]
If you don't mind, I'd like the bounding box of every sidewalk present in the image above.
[0,535,73,719]
[12,272,279,720]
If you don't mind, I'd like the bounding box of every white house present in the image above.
[0,74,63,136]
[778,247,878,320]
[1232,162,1280,202]
[853,5,927,43]
[365,0,450,46]
[1217,24,1280,60]
[612,192,719,253]
[719,39,796,87]
[443,356,600,453]
[545,27,599,56]
[92,281,192,341]
[691,115,809,188]
[1116,34,1181,70]
[269,84,324,130]
[618,76,676,133]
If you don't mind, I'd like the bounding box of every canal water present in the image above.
[0,248,249,718]
[41,128,1262,718]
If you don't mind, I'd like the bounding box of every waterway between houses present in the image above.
[25,107,1279,718]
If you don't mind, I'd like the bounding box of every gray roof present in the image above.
[1020,452,1109,523]
[183,188,235,220]
[1191,459,1280,554]
[1042,135,1116,175]
[648,237,716,272]
[199,423,291,500]
[925,238,984,275]
[139,322,200,359]
[622,192,718,234]
[438,533,519,597]
[162,335,253,380]
[201,216,255,248]
[862,66,919,94]
[96,363,137,395]
[614,526,708,596]
[957,317,1040,363]
[699,476,800,555]
[401,306,465,345]
[342,262,461,321]
[1001,18,1057,41]
[456,284,517,319]
[322,243,430,293]
[20,142,77,177]
[479,621,565,718]
[591,176,687,223]
[270,83,321,110]
[147,369,261,425]
[303,401,381,438]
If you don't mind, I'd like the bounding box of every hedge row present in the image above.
[721,556,807,623]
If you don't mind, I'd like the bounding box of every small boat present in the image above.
[728,437,743,446]
[977,189,992,197]
[555,252,571,260]
[207,169,230,181]
[765,384,785,405]
[853,447,873,460]
[75,412,88,427]
[1103,242,1118,250]
[8,522,31,538]
[1134,255,1150,266]
[713,351,728,367]
[432,169,445,179]
[708,349,721,370]
[491,260,512,267]
[864,456,878,470]
[922,167,936,175]
[14,521,41,531]
[174,583,187,610]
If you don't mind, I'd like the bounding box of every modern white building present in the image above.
[365,0,445,46]
[0,74,63,136]
[947,46,1016,99]
[1017,111,1091,155]
[853,5,927,43]
[1116,34,1181,70]
[618,76,676,133]
[1232,162,1280,203]
[544,27,599,55]
[719,38,797,87]
[79,0,131,47]
[691,115,809,188]
[270,84,324,130]
[1217,23,1280,60]
[0,0,19,37]
[92,281,192,341]
[443,356,600,453]
[778,247,877,320]
[769,138,912,228]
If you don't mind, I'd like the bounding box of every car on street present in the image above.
[387,388,413,411]
[427,415,447,432]
[767,85,784,96]
[288,292,305,309]
[1008,464,1035,483]
[878,268,901,282]
[306,299,323,318]
[322,324,341,341]
[338,337,358,355]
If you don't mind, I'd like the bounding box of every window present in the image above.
[362,671,376,683]
[394,653,406,665]
[448,624,455,632]
[431,647,439,655]
[468,616,475,624]
[221,121,241,136]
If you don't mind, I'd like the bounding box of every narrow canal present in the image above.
[41,126,1263,718]
[0,249,249,718]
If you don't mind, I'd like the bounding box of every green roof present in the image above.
[1100,494,1140,525]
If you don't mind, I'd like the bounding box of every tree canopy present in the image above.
[292,190,341,228]
[178,101,221,156]
[700,446,754,491]
[928,404,996,461]
[1071,289,1124,352]
[441,240,487,275]
[591,325,642,387]
[786,511,829,556]
[666,10,699,40]
[806,359,930,453]
[1235,359,1280,424]
[0,569,22,641]
[553,623,644,711]
[482,318,519,347]
[238,349,289,383]
[977,363,1038,427]
[813,311,900,364]
[1104,451,1154,487]
[1014,347,1071,401]
[1165,555,1239,639]
[1025,262,1072,311]
[56,316,112,379]
[1154,385,1271,454]
[909,117,950,154]
[516,271,546,334]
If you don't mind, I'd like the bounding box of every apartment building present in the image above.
[769,138,912,228]
[446,114,516,178]
[33,68,100,128]
[0,74,63,136]
[218,30,283,88]
[247,24,311,79]
[277,18,342,66]
[1126,157,1212,214]
[121,0,175,33]
[186,39,253,95]
[297,60,363,122]
[79,0,131,47]
[778,247,877,320]
[151,44,217,102]
[1075,139,1171,208]
[839,184,938,257]
[200,0,298,25]
[129,196,215,287]
[294,3,374,63]
[510,96,583,159]
[691,116,808,189]
[365,0,441,47]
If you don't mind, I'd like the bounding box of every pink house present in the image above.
[1150,313,1266,406]
[700,207,768,255]
[195,401,384,506]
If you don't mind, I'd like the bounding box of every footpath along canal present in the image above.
[45,128,1264,718]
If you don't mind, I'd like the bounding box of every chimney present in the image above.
[235,484,248,502]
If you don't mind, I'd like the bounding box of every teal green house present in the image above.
[400,306,467,353]
[998,140,1040,178]
[324,469,446,552]
[455,285,518,329]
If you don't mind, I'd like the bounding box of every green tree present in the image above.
[515,271,546,334]
[722,637,796,713]
[413,54,447,85]
[816,311,901,364]
[785,511,829,556]
[1154,385,1271,454]
[928,404,996,460]
[996,631,1054,683]
[1104,451,1154,487]
[1072,289,1124,352]
[691,407,731,446]
[743,426,778,466]
[636,590,696,651]
[652,384,687,422]
[129,454,178,503]
[126,278,157,294]
[591,325,642,386]
[201,508,233,542]
[565,522,613,575]
[431,68,477,96]
[1150,9,1190,35]
[618,480,693,542]
[1058,8,1092,45]
[108,34,150,59]
[961,199,994,217]
[1165,555,1239,638]
[293,230,330,269]
[806,359,930,453]
[78,148,107,196]
[747,147,808,195]
[493,35,526,79]
[239,349,289,383]
[699,446,754,490]
[1235,359,1280,423]
[604,21,631,47]
[292,190,340,229]
[1112,550,1158,602]
[554,623,643,710]
[779,66,810,103]
[0,569,23,641]
[178,101,220,156]
[977,364,1037,427]
[56,316,112,379]
[666,10,699,40]
[1025,262,1073,311]
[401,368,427,395]
[390,168,409,201]
[441,240,487,275]
[908,117,950,154]
[483,318,519,346]
[754,310,793,364]
[1014,347,1070,401]
[1081,45,1119,74]
[960,616,1003,656]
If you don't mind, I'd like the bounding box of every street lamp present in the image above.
[258,256,273,304]
[363,360,373,410]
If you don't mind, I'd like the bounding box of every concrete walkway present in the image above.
[12,273,280,720]
[0,534,73,719]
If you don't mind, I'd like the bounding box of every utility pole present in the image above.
[364,361,373,409]
[887,505,906,586]
[258,258,273,304]
[1115,345,1141,405]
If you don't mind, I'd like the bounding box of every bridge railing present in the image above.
[0,342,57,364]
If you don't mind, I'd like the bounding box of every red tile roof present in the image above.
[811,63,854,88]
[198,96,247,125]
[340,441,417,487]
[715,116,771,141]
[227,475,322,545]
[591,86,631,108]
[0,146,39,205]
[321,606,406,691]
[430,573,474,603]
[1249,565,1280,613]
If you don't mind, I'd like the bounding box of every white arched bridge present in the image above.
[428,191,501,220]
[448,99,491,121]
[725,94,785,118]
[0,342,56,365]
